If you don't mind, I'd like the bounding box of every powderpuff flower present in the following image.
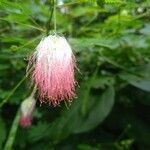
[28,35,77,106]
[20,96,36,128]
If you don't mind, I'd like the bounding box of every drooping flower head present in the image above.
[28,35,77,106]
[20,96,36,128]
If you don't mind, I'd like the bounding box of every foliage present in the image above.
[0,0,150,149]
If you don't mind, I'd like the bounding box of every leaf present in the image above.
[78,144,100,150]
[140,23,150,35]
[42,86,114,142]
[92,76,115,89]
[120,73,150,92]
[73,86,115,133]
[69,38,117,52]
[104,0,123,4]
[0,64,10,70]
[69,6,101,18]
[81,68,98,116]
[28,122,50,142]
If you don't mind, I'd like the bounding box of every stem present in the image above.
[53,0,57,34]
[0,18,45,32]
[46,0,54,35]
[0,76,27,108]
[30,86,37,98]
[13,35,42,51]
[3,108,20,150]
[0,68,33,108]
[29,15,42,29]
[46,0,57,35]
[115,124,131,142]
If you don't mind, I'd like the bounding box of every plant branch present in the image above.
[3,108,20,150]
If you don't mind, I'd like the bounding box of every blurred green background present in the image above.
[0,0,150,149]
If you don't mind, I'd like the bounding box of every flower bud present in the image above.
[20,96,36,128]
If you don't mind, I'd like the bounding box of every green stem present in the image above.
[115,124,131,142]
[46,0,54,35]
[53,0,57,34]
[30,86,37,98]
[12,35,42,51]
[0,68,33,108]
[0,76,27,108]
[3,108,20,150]
[46,0,57,35]
[29,15,43,29]
[0,18,45,32]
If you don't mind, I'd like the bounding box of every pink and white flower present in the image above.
[28,35,77,106]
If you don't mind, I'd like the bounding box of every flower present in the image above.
[20,96,36,128]
[28,35,77,106]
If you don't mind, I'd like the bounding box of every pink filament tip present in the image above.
[20,115,32,128]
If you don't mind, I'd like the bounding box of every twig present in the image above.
[0,18,45,32]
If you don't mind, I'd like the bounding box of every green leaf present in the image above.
[81,68,98,116]
[28,122,50,142]
[69,6,101,18]
[73,86,115,133]
[120,72,150,92]
[0,64,10,70]
[140,23,150,35]
[78,144,100,150]
[43,86,114,142]
[92,76,115,89]
[69,38,116,52]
